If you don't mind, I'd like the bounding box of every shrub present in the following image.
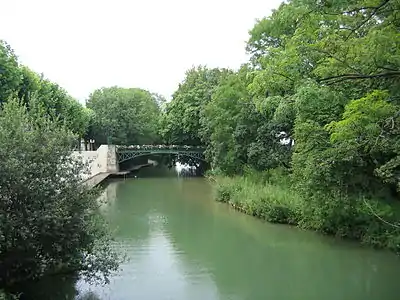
[216,184,232,203]
[0,99,120,292]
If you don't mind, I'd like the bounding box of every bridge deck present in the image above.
[115,145,206,163]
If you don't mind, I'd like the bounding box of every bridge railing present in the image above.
[116,145,206,151]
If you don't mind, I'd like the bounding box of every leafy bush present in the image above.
[0,99,119,292]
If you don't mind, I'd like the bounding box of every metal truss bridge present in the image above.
[116,145,206,163]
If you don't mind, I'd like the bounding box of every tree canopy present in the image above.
[159,66,232,146]
[86,87,162,145]
[0,40,89,138]
[162,0,400,190]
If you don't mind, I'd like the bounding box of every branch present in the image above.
[296,9,316,26]
[377,65,399,71]
[318,71,400,83]
[314,49,362,73]
[272,72,295,82]
[345,0,391,41]
[337,26,353,31]
[323,1,392,16]
[363,198,400,229]
[344,3,390,14]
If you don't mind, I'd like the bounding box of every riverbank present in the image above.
[83,172,111,188]
[209,171,400,254]
[82,161,158,188]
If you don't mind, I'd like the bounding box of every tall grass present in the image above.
[213,168,302,225]
[210,168,400,253]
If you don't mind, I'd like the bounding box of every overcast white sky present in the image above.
[0,0,281,103]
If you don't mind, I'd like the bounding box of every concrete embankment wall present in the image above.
[72,145,119,187]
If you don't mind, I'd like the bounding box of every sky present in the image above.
[0,0,281,103]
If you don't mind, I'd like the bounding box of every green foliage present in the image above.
[0,41,121,298]
[86,87,161,145]
[326,90,400,193]
[0,99,119,290]
[0,42,88,137]
[34,78,89,137]
[201,71,249,173]
[160,66,232,145]
[0,41,21,104]
[161,65,294,173]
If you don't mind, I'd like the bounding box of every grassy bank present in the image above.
[209,169,400,253]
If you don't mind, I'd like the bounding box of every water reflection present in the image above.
[175,162,198,177]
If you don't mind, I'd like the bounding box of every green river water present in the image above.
[24,167,400,299]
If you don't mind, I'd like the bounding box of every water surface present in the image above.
[73,168,400,300]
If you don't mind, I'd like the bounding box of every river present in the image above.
[22,167,400,299]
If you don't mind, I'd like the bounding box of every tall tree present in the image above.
[160,66,232,145]
[0,42,89,138]
[0,41,21,104]
[86,87,161,145]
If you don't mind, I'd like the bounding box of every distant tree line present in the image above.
[0,40,165,150]
[0,41,90,141]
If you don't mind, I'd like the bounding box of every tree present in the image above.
[327,90,400,193]
[200,71,249,173]
[17,66,40,106]
[162,64,294,173]
[200,67,294,173]
[244,0,400,242]
[160,66,232,145]
[1,42,89,139]
[33,78,89,137]
[246,0,400,193]
[0,99,119,291]
[0,41,21,104]
[86,87,161,145]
